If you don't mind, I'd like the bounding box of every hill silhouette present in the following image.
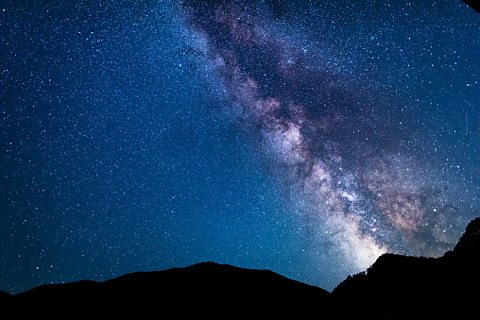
[1,218,479,319]
[333,217,480,319]
[1,261,330,318]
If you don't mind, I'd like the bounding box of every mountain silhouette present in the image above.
[1,262,330,318]
[1,218,479,319]
[333,217,480,319]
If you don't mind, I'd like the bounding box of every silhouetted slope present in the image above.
[463,0,480,13]
[452,217,480,255]
[7,262,331,319]
[333,218,480,319]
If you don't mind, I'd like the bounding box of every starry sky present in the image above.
[1,0,479,293]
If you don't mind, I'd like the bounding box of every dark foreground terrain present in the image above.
[1,218,479,319]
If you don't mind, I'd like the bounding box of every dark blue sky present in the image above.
[1,0,479,293]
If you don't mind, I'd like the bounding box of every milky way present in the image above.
[180,1,476,272]
[2,0,479,294]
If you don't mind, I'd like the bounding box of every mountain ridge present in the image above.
[1,217,479,319]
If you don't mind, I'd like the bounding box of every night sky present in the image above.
[1,0,479,293]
